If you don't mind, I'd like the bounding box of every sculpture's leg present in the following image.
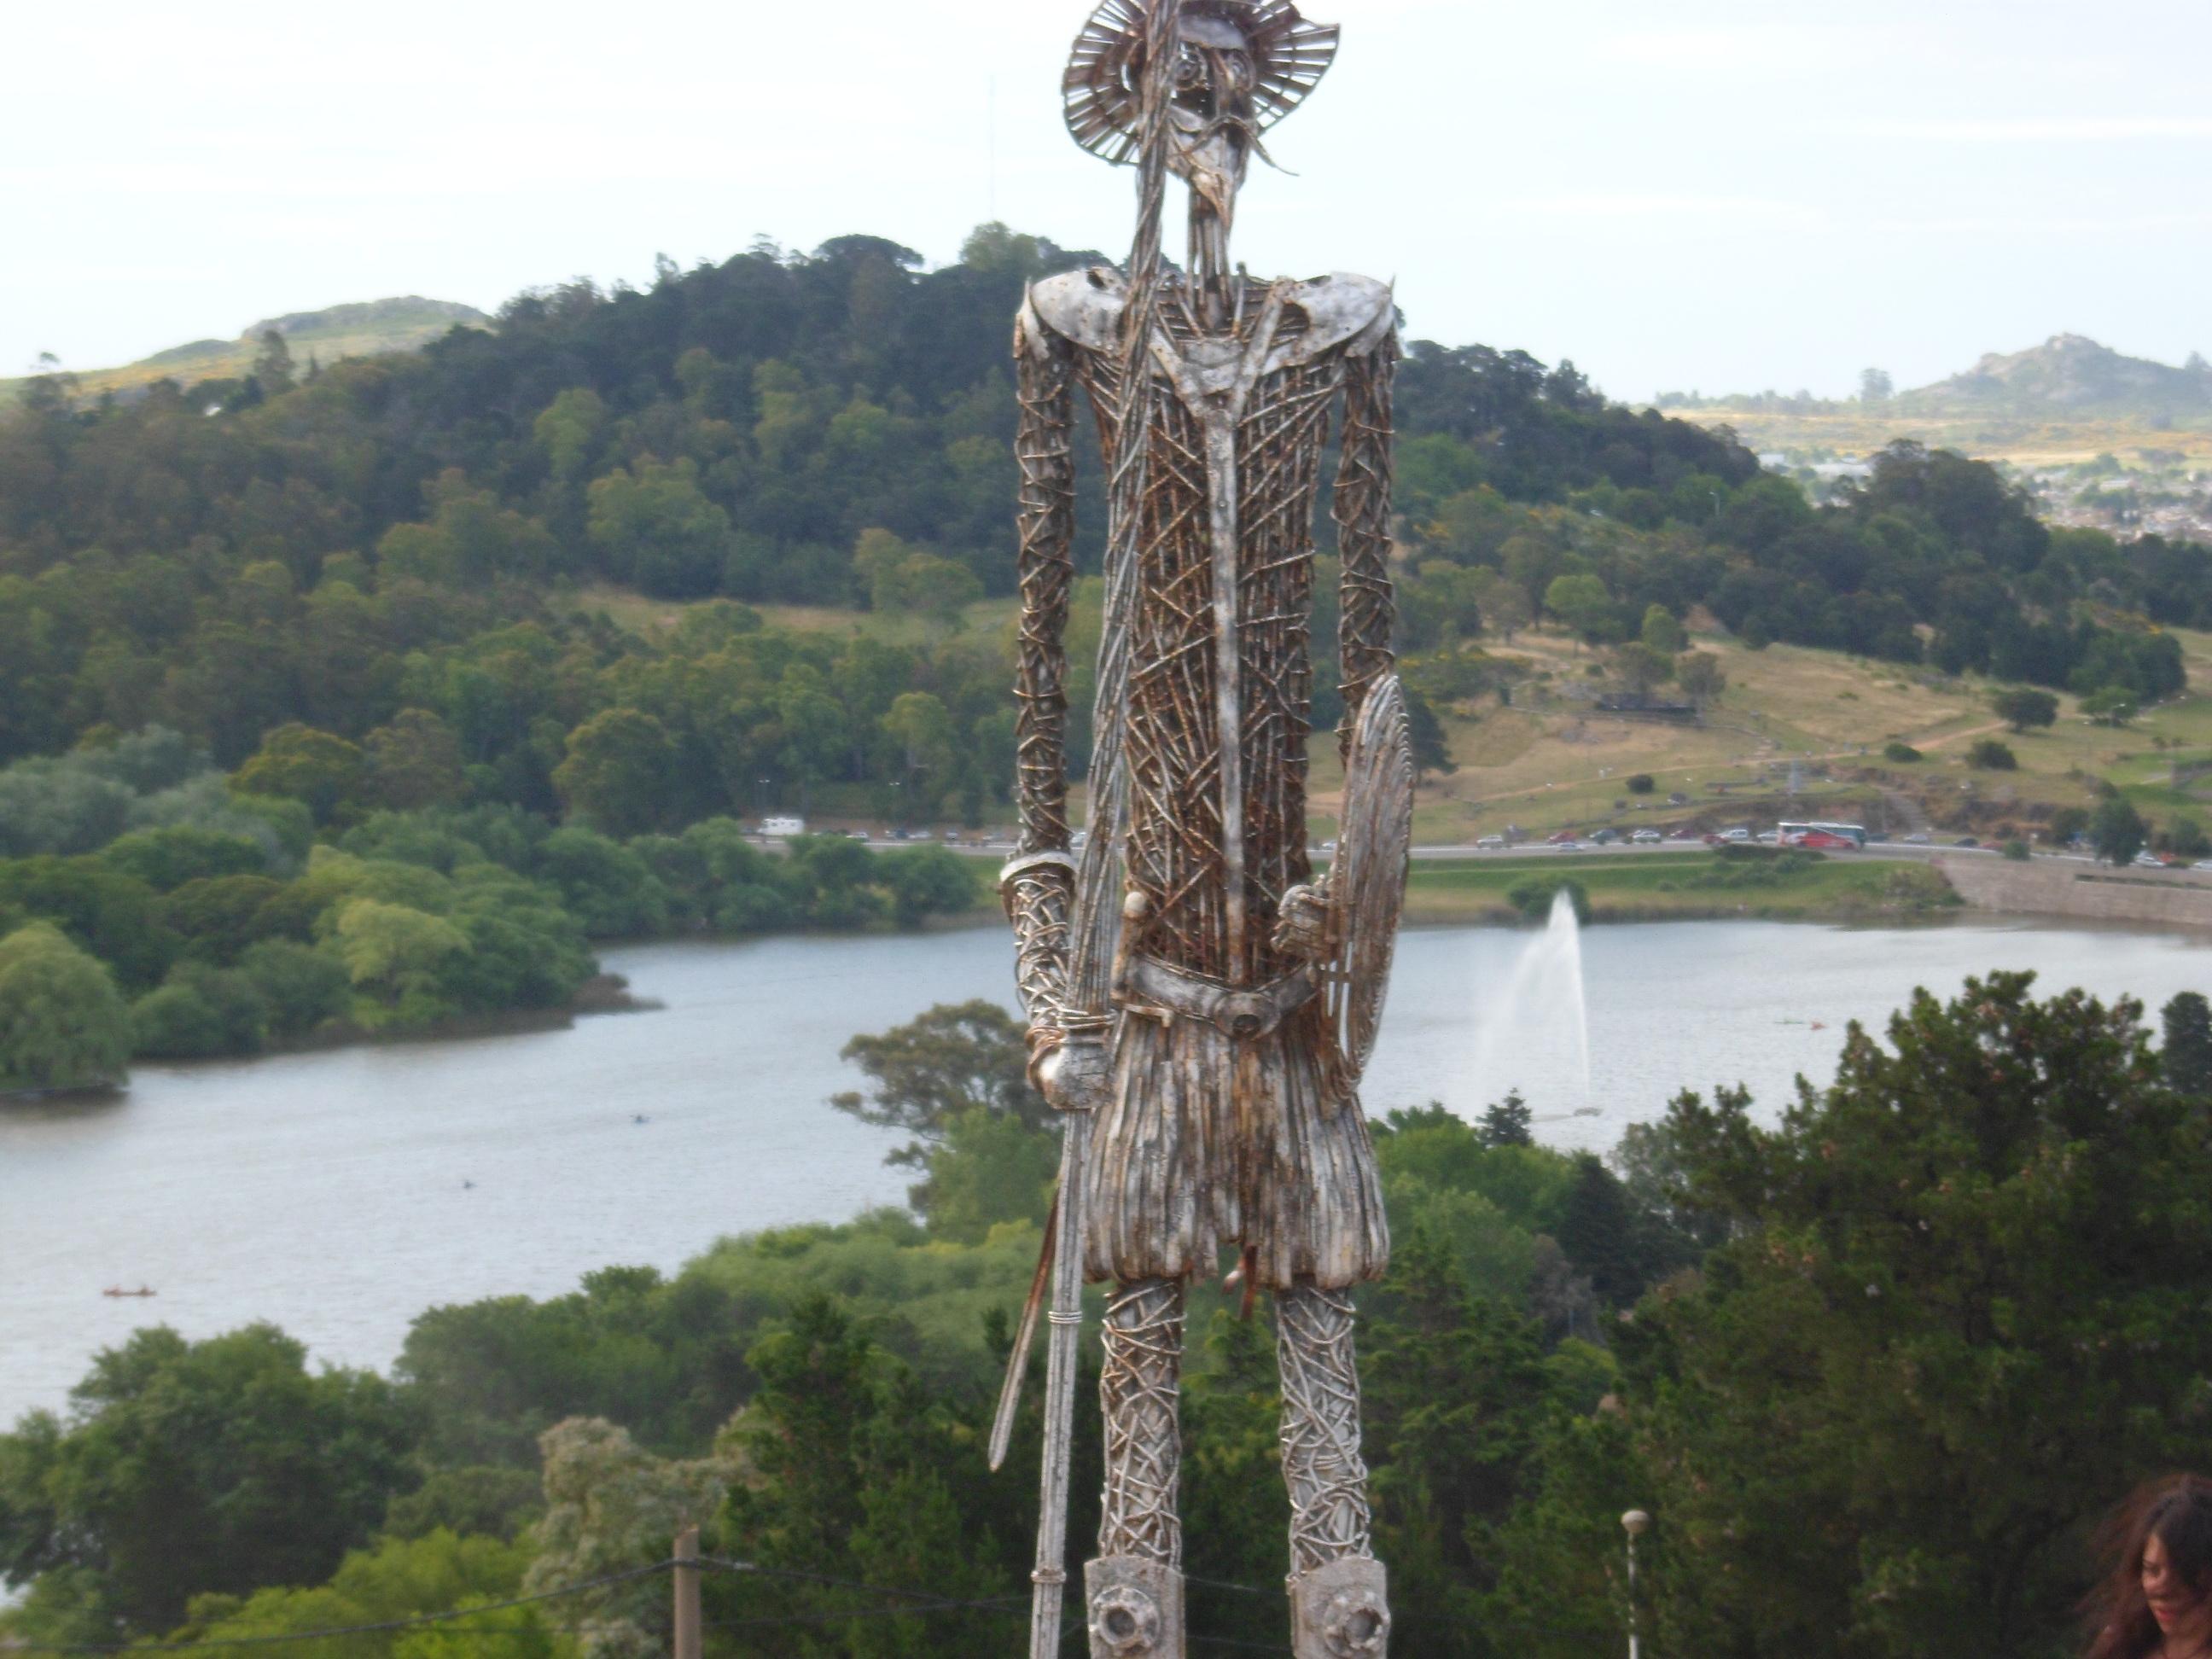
[1278,1282,1390,1658]
[1088,1276,1186,1658]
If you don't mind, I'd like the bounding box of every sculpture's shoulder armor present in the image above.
[1284,273,1396,358]
[1022,268,1126,358]
[1020,268,1394,364]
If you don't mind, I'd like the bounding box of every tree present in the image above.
[99,826,264,893]
[878,844,981,927]
[131,963,268,1058]
[230,725,367,825]
[1554,1153,1641,1306]
[0,922,131,1090]
[1966,737,2017,770]
[332,899,469,1025]
[1989,687,2058,732]
[377,472,562,588]
[527,1417,727,1659]
[1858,366,1893,404]
[1675,651,1726,709]
[1476,1089,1534,1147]
[1629,975,2212,1656]
[1469,568,1532,640]
[2093,796,2149,865]
[0,1324,419,1635]
[1638,604,1685,655]
[1543,573,1615,647]
[2163,992,2212,1095]
[252,329,295,396]
[365,710,470,811]
[829,1000,1045,1164]
[2081,684,2138,725]
[236,939,350,1039]
[1609,641,1674,701]
[1404,686,1456,777]
[585,458,733,600]
[552,709,674,839]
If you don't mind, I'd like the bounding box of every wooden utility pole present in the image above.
[672,1525,701,1659]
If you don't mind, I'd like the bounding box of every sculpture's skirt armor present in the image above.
[1086,1001,1388,1287]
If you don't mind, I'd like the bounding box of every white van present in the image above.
[760,816,806,836]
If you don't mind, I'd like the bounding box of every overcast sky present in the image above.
[7,0,2209,402]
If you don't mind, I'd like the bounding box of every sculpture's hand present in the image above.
[1272,879,1332,963]
[1032,1027,1113,1115]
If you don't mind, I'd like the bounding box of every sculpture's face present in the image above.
[1165,20,1256,214]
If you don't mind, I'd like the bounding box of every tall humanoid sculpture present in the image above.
[993,3,1412,1656]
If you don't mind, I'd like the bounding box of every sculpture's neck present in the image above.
[1189,194,1235,330]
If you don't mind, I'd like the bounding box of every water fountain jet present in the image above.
[1465,886,1593,1121]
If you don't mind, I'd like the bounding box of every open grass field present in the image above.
[1330,623,2212,846]
[1668,406,2212,470]
[573,585,1022,649]
[1400,850,1959,926]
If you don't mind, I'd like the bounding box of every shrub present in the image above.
[1626,774,1655,795]
[1504,877,1590,924]
[1967,738,2017,771]
[2002,839,2031,861]
[1883,741,1922,763]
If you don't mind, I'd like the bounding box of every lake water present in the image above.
[4,917,2208,1423]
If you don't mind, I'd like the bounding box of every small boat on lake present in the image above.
[102,1285,156,1298]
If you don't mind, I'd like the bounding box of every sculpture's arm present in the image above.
[1001,304,1080,1062]
[1332,330,1399,754]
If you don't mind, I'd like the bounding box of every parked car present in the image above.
[1755,830,1781,844]
[1954,836,1979,848]
[1553,839,1580,851]
[2134,850,2168,869]
[1903,832,1931,845]
[1720,827,1752,842]
[1476,835,1508,850]
[1630,829,1662,844]
[1545,830,1579,845]
[1588,829,1619,845]
[2192,860,2212,872]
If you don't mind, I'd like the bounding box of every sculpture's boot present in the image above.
[1289,1555,1390,1659]
[1086,1554,1185,1658]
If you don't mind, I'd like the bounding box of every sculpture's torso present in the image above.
[1023,268,1393,992]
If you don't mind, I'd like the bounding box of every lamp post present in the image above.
[1621,1509,1650,1659]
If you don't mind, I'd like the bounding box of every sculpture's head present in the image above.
[1064,0,1338,220]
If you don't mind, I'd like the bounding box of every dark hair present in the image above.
[2087,1476,2212,1659]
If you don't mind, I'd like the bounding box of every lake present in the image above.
[4,917,2207,1423]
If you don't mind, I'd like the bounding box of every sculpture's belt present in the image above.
[1118,954,1317,1041]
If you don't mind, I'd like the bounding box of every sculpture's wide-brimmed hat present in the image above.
[1062,0,1340,166]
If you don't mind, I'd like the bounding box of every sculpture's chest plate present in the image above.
[1020,272,1392,984]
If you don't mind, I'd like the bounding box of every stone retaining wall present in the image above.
[1935,855,2212,931]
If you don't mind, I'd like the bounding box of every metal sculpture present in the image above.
[995,3,1410,1655]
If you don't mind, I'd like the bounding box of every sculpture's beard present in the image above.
[1171,111,1253,220]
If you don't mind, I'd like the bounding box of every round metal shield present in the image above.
[1326,672,1414,1079]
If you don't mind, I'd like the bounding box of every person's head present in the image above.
[2087,1476,2212,1658]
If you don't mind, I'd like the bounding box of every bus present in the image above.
[1778,819,1868,847]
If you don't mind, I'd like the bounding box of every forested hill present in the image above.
[0,221,2200,795]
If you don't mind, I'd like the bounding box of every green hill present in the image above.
[2,296,490,405]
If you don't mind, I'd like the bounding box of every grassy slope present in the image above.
[573,586,2212,847]
[0,300,489,405]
